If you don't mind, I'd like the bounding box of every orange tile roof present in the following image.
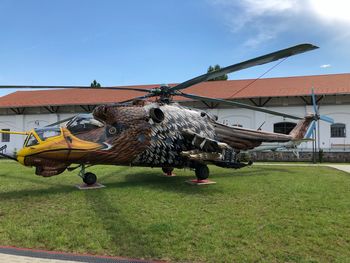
[0,73,349,108]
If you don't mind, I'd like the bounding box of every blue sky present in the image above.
[0,0,349,95]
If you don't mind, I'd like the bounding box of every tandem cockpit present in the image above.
[14,114,108,167]
[24,127,62,147]
[23,114,106,148]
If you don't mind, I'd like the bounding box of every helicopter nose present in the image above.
[16,149,26,165]
[17,155,25,165]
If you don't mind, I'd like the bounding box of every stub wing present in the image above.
[182,130,230,152]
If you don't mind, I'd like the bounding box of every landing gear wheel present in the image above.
[195,164,209,180]
[83,172,97,185]
[162,167,174,176]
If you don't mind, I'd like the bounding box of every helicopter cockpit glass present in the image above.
[25,134,39,147]
[35,127,61,141]
[67,114,104,135]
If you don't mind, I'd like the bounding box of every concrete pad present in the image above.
[74,183,105,190]
[186,179,216,185]
[159,173,177,177]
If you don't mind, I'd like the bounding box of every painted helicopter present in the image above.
[0,44,334,185]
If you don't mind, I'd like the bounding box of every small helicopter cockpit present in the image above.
[24,127,62,147]
[22,115,106,148]
[66,114,104,135]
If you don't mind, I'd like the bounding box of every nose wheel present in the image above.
[82,172,97,185]
[78,164,97,186]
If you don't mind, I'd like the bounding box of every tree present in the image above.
[207,64,228,81]
[90,80,101,88]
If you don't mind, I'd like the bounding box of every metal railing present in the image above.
[0,144,7,153]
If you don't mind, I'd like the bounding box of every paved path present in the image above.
[253,163,322,166]
[0,253,79,263]
[0,246,159,263]
[325,164,350,173]
[254,162,350,173]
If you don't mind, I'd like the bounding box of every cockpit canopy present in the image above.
[25,127,62,147]
[66,114,104,134]
[23,114,105,147]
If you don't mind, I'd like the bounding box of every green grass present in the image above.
[0,161,350,262]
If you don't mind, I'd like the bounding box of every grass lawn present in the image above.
[0,161,350,262]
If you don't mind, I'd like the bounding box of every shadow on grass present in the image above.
[83,185,159,258]
[0,172,204,201]
[0,166,298,201]
[99,171,222,196]
[212,166,299,177]
[0,184,76,201]
[0,172,58,187]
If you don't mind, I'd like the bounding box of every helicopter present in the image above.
[0,43,334,185]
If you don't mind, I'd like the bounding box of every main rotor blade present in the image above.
[0,85,152,93]
[118,93,155,104]
[170,44,318,92]
[179,92,303,120]
[45,116,76,127]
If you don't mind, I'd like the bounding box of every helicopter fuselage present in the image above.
[15,101,312,177]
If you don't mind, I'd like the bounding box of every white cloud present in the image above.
[310,0,350,24]
[243,29,276,48]
[210,0,303,47]
[320,64,331,68]
[242,0,298,15]
[210,0,350,47]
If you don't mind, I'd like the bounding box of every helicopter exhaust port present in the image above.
[149,108,164,123]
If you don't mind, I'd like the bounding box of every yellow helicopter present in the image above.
[0,115,111,184]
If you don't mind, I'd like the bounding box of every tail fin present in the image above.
[289,114,314,140]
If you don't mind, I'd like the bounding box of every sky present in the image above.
[0,0,349,95]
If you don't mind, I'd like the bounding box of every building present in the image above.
[1,73,350,160]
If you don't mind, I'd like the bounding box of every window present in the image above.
[35,128,61,141]
[331,123,346,138]
[273,122,296,135]
[26,134,38,147]
[1,129,10,142]
[67,114,104,134]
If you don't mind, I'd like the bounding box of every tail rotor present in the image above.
[305,87,334,139]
